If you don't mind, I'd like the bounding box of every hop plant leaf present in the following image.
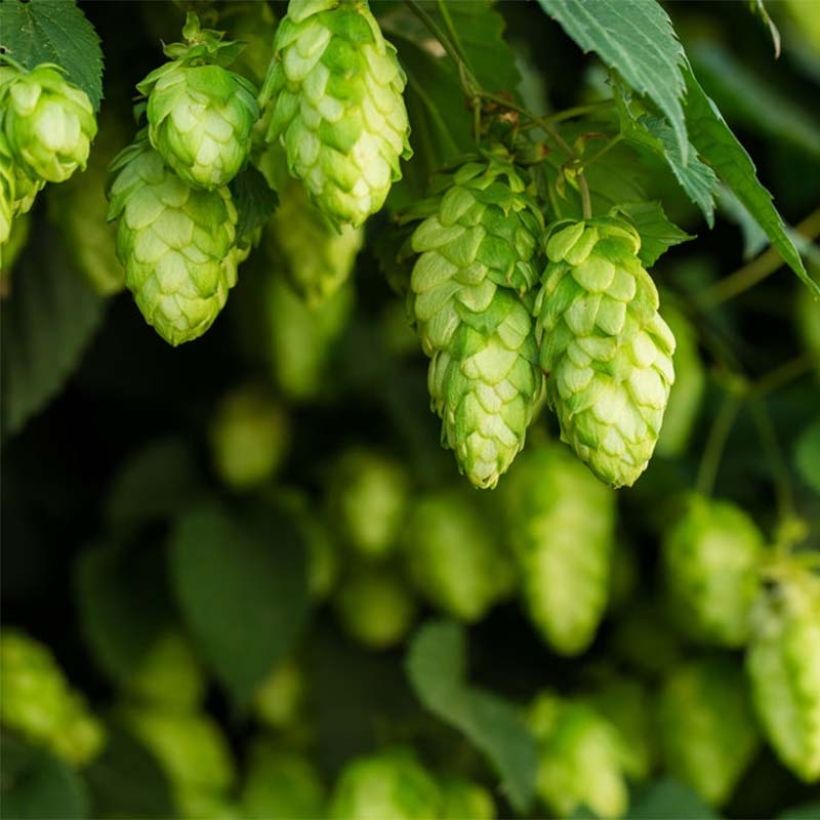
[747,565,820,782]
[0,64,97,184]
[107,137,239,346]
[503,441,616,655]
[535,217,676,488]
[662,494,765,647]
[405,154,545,489]
[261,0,411,227]
[657,657,760,806]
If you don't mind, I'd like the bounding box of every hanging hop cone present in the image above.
[0,64,97,184]
[535,218,676,488]
[261,0,411,227]
[747,565,820,782]
[404,154,545,489]
[662,494,765,647]
[0,133,13,246]
[107,136,239,346]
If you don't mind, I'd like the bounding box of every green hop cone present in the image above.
[107,137,239,346]
[662,494,765,647]
[122,706,236,818]
[406,154,545,488]
[240,742,326,820]
[209,384,290,489]
[403,489,514,622]
[656,301,704,457]
[529,693,629,819]
[252,658,304,731]
[747,564,820,782]
[334,567,416,650]
[535,218,676,488]
[0,132,13,246]
[658,657,760,807]
[330,749,440,820]
[0,630,105,766]
[439,778,496,820]
[138,14,259,190]
[503,442,616,655]
[0,64,97,184]
[262,0,411,227]
[327,448,409,560]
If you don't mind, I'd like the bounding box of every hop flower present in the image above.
[662,495,764,647]
[503,441,616,654]
[262,0,411,226]
[406,155,545,488]
[107,137,238,346]
[747,565,820,782]
[0,64,97,184]
[535,218,676,487]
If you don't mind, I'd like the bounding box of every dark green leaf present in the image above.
[0,0,104,110]
[85,726,175,819]
[627,778,717,820]
[232,165,279,244]
[74,543,175,685]
[1,222,105,438]
[406,620,538,813]
[0,735,89,819]
[681,68,813,295]
[536,0,688,158]
[779,801,820,820]
[105,437,204,533]
[170,502,310,704]
[794,419,820,494]
[612,201,692,267]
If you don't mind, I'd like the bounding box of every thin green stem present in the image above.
[700,207,820,308]
[695,387,744,497]
[751,353,813,398]
[540,100,616,124]
[583,134,624,169]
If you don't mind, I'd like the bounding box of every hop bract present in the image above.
[107,138,238,346]
[141,62,258,190]
[535,218,676,487]
[263,0,411,227]
[0,64,97,184]
[0,133,13,246]
[406,155,545,488]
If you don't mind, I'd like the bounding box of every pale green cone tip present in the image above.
[263,0,411,227]
[107,139,238,346]
[536,217,676,488]
[1,64,97,184]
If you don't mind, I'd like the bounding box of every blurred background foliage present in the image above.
[1,1,819,818]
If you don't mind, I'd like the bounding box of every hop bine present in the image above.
[261,0,411,227]
[535,217,676,488]
[107,136,238,346]
[404,153,545,489]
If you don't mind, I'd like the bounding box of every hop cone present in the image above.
[330,750,440,820]
[407,156,545,488]
[747,566,820,782]
[503,442,616,654]
[0,630,105,766]
[241,742,326,820]
[535,218,676,487]
[140,61,258,190]
[0,64,97,183]
[658,658,760,805]
[440,779,495,820]
[529,693,628,820]
[262,0,411,227]
[403,490,514,623]
[252,659,304,731]
[107,138,238,346]
[662,495,764,647]
[0,133,13,246]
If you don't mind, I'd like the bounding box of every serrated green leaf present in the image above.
[0,735,89,820]
[170,502,309,705]
[232,165,279,244]
[1,222,105,438]
[613,201,692,266]
[74,543,175,685]
[536,0,688,160]
[0,0,103,110]
[794,419,820,494]
[405,620,538,813]
[681,68,813,295]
